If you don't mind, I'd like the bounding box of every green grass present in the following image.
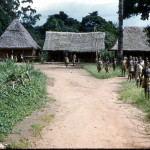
[31,124,45,137]
[6,138,30,149]
[118,81,150,120]
[42,114,55,123]
[82,63,122,79]
[0,60,52,141]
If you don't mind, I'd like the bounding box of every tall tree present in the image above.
[118,0,124,65]
[123,0,150,20]
[123,0,150,45]
[0,0,41,26]
[80,11,118,49]
[43,11,80,32]
[0,8,10,36]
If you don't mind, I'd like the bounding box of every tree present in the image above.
[0,0,41,26]
[118,0,124,65]
[43,11,80,32]
[80,11,105,32]
[0,8,10,36]
[123,0,150,20]
[123,0,150,45]
[80,11,118,49]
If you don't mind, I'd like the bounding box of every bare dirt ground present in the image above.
[5,63,150,148]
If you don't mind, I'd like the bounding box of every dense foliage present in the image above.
[43,11,81,32]
[0,60,50,141]
[0,0,41,26]
[80,11,118,49]
[0,8,10,36]
[123,0,150,20]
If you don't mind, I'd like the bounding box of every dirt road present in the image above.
[30,63,150,148]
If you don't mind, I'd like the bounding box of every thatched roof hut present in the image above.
[109,27,150,57]
[0,19,40,50]
[43,31,105,62]
[43,31,105,52]
[0,19,40,61]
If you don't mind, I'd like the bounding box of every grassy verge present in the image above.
[6,139,30,149]
[7,113,55,148]
[31,124,45,137]
[42,114,55,123]
[31,114,55,137]
[118,81,150,120]
[82,63,122,79]
[0,60,51,141]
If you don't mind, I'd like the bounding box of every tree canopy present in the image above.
[123,0,150,45]
[123,0,150,20]
[0,0,41,26]
[43,11,80,32]
[80,11,118,49]
[0,8,10,36]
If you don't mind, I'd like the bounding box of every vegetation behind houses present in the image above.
[0,4,119,50]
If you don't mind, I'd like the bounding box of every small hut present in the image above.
[0,19,40,61]
[43,31,105,62]
[109,27,150,59]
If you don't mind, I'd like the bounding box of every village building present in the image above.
[109,27,150,59]
[0,19,40,61]
[43,31,105,62]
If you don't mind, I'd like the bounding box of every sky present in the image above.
[31,0,150,27]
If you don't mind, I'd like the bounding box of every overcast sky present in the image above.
[32,0,150,27]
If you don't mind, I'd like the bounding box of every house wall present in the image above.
[0,49,39,61]
[114,50,150,60]
[47,51,96,63]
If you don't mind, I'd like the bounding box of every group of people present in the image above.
[97,55,150,99]
[121,56,150,98]
[64,53,77,67]
[97,56,117,73]
[6,53,24,62]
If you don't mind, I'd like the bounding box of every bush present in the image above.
[0,60,50,141]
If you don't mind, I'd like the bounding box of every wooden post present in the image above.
[96,38,98,61]
[118,0,124,65]
[94,26,98,62]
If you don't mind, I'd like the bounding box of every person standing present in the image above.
[72,54,77,66]
[113,57,117,71]
[105,57,110,73]
[20,53,24,62]
[6,53,9,60]
[97,57,103,72]
[64,53,69,67]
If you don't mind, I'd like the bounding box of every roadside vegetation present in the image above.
[6,139,30,149]
[6,112,55,149]
[118,81,150,120]
[82,63,122,79]
[0,60,52,141]
[31,114,55,138]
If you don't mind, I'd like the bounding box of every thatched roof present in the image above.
[0,19,40,50]
[43,31,105,52]
[110,27,150,51]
